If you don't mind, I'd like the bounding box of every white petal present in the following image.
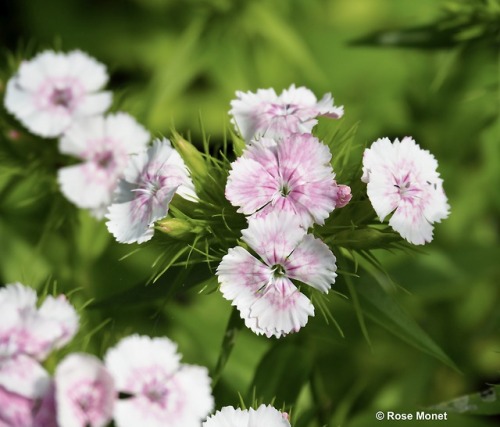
[104,335,180,393]
[285,234,337,292]
[0,355,50,399]
[4,78,38,119]
[203,406,249,427]
[58,163,115,210]
[66,50,109,91]
[55,353,115,427]
[241,211,306,266]
[243,276,314,338]
[217,247,272,310]
[75,92,112,116]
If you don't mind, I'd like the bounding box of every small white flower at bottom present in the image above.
[104,334,213,427]
[4,50,111,138]
[55,353,115,427]
[362,137,450,245]
[203,405,291,427]
[106,138,196,244]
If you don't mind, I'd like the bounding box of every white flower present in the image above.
[58,113,150,218]
[4,50,112,138]
[0,283,79,361]
[106,138,196,244]
[217,211,337,338]
[362,137,450,245]
[104,335,213,427]
[203,405,291,427]
[225,134,339,228]
[55,353,115,427]
[229,84,343,142]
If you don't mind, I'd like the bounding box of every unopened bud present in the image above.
[335,184,352,208]
[171,133,208,182]
[156,218,203,240]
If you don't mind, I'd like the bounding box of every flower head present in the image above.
[203,405,291,427]
[217,211,337,338]
[229,84,343,142]
[106,138,196,244]
[225,133,339,228]
[55,353,115,427]
[362,137,450,245]
[58,113,150,218]
[0,283,79,361]
[4,50,112,138]
[104,335,213,427]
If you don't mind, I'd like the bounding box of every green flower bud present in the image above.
[171,133,209,182]
[156,217,203,240]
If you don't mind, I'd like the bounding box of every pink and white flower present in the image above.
[0,283,79,361]
[58,113,150,218]
[55,353,115,427]
[217,211,337,338]
[104,335,213,427]
[203,405,291,427]
[106,138,196,244]
[362,137,450,245]
[4,50,112,138]
[229,84,343,142]
[225,134,340,228]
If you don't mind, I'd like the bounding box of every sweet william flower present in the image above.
[362,137,450,245]
[106,138,196,244]
[229,85,344,142]
[230,84,343,142]
[104,335,214,427]
[217,211,337,338]
[58,113,150,218]
[0,283,79,361]
[4,50,112,138]
[225,133,340,228]
[55,353,115,427]
[203,405,291,427]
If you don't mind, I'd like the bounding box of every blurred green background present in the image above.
[0,0,499,426]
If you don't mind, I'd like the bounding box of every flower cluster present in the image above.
[0,283,214,427]
[218,86,348,338]
[4,50,193,228]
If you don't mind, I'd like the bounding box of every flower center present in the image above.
[271,264,286,278]
[94,151,114,169]
[280,182,291,197]
[50,88,73,108]
[144,381,169,407]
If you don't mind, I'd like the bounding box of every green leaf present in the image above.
[212,307,244,385]
[250,341,314,408]
[338,253,459,371]
[431,385,500,415]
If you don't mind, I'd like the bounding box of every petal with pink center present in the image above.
[0,355,50,399]
[389,199,434,245]
[225,157,280,215]
[55,353,115,427]
[242,276,314,338]
[285,234,337,293]
[241,211,306,266]
[65,50,109,92]
[217,247,272,309]
[0,386,35,427]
